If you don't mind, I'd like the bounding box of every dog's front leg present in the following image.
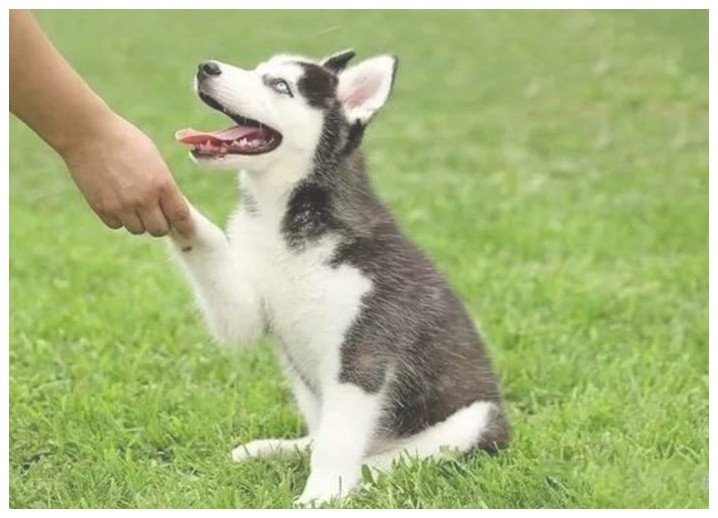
[167,206,263,346]
[296,383,383,506]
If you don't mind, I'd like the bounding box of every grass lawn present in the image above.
[9,10,708,509]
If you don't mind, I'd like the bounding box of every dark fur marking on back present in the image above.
[329,214,507,438]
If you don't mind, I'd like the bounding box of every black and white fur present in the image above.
[169,50,509,505]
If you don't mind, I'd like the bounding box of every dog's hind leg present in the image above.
[364,401,506,472]
[231,437,311,462]
[167,205,263,346]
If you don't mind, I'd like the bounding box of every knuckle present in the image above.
[120,198,140,211]
[95,200,118,216]
[136,196,154,209]
[156,179,172,194]
[126,192,152,209]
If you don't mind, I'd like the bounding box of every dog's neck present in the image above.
[238,152,316,219]
[238,147,373,227]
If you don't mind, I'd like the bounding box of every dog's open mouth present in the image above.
[175,94,282,158]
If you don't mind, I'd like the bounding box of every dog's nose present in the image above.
[197,61,221,80]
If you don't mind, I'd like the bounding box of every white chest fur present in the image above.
[225,205,372,389]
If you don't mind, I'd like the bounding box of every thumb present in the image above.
[159,184,194,238]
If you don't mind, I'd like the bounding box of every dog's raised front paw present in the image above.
[167,204,226,253]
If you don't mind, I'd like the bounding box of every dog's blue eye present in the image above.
[271,79,291,96]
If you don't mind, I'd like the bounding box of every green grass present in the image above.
[9,10,707,509]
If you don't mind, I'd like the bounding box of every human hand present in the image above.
[59,113,194,237]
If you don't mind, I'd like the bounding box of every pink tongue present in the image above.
[175,125,259,145]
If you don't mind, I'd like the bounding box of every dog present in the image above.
[169,50,509,505]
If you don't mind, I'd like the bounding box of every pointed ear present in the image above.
[337,55,398,126]
[320,49,356,73]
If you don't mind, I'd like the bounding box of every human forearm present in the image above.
[9,9,114,155]
[10,10,193,237]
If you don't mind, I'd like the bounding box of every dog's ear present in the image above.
[321,49,356,73]
[337,54,398,127]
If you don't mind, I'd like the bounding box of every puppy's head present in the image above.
[176,50,398,173]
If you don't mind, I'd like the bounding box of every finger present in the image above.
[120,211,146,235]
[95,211,123,230]
[160,186,194,238]
[138,204,170,237]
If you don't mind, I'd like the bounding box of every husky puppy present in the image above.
[170,50,509,505]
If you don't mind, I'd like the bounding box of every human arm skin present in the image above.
[9,10,193,237]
